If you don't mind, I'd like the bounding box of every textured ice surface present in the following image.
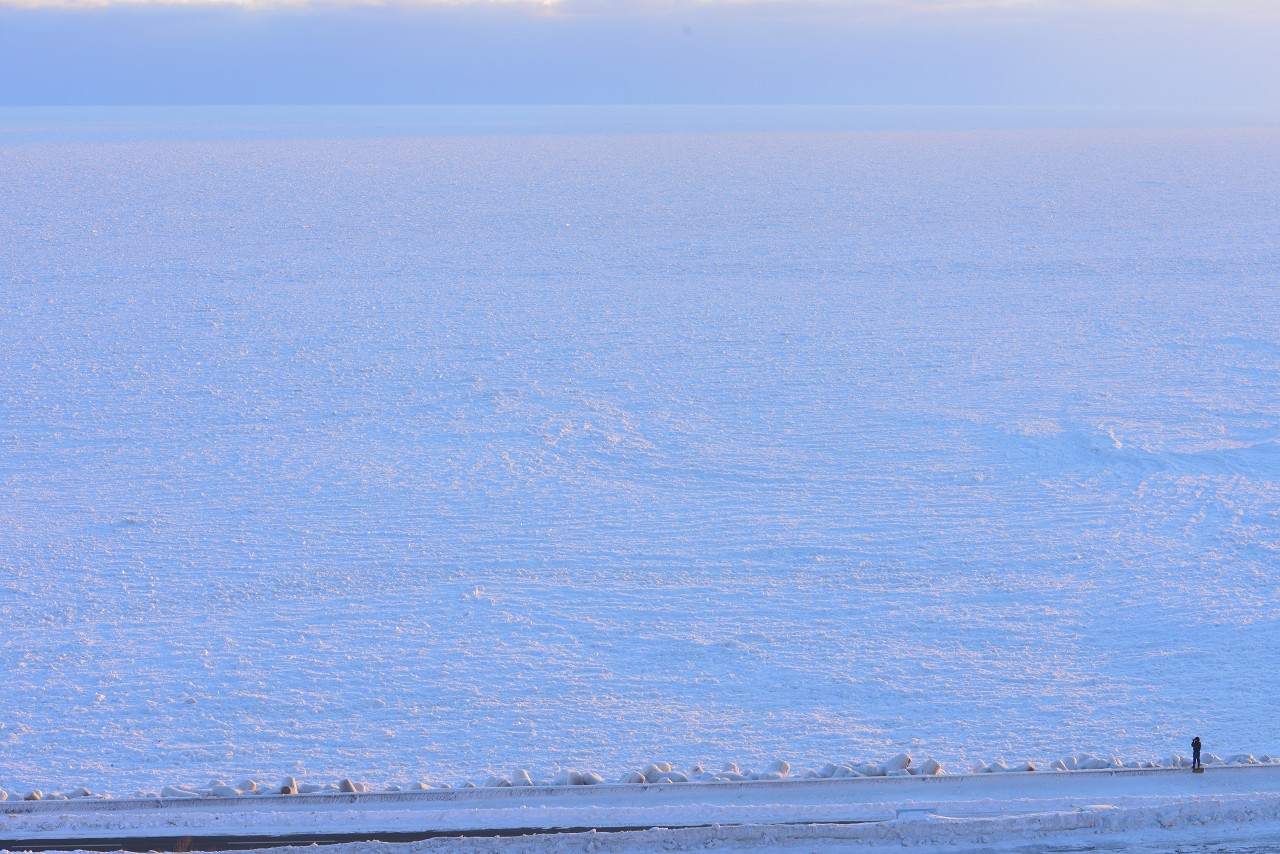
[1,111,1278,793]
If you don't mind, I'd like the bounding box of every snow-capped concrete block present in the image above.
[914,758,944,776]
[159,786,197,799]
[885,753,912,773]
[641,764,665,783]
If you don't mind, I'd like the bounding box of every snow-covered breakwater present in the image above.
[2,755,936,802]
[6,752,1279,803]
[977,751,1278,773]
[5,762,1280,854]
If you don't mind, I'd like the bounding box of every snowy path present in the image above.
[5,766,1280,852]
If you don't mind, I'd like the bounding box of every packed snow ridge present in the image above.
[974,751,1278,773]
[487,756,941,789]
[2,756,932,802]
[5,752,1278,803]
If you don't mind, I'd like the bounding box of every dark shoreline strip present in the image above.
[0,819,885,853]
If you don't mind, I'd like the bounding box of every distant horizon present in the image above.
[6,102,1280,110]
[6,104,1280,145]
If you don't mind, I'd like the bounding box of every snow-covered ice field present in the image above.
[1,107,1278,798]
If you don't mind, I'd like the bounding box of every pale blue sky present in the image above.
[1,1,1278,106]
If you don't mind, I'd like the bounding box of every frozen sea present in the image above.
[1,106,1278,795]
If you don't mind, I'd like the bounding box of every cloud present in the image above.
[1,0,1277,105]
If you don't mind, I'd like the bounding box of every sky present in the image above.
[1,1,1279,107]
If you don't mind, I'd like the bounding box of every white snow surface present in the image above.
[1,108,1279,795]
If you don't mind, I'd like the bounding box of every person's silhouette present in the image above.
[1192,736,1202,770]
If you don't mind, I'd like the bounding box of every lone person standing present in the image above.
[1192,736,1202,770]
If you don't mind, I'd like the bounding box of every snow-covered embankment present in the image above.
[5,761,1280,852]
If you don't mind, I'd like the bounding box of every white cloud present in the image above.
[2,0,1277,106]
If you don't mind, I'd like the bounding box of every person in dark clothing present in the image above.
[1192,736,1202,770]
